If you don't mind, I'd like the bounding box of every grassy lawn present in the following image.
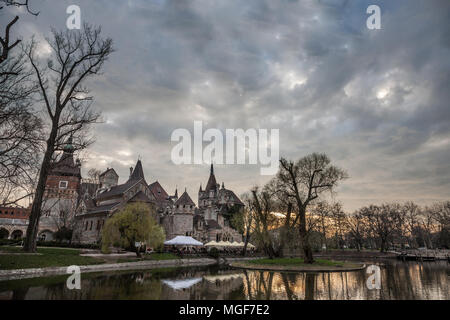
[248,257,345,267]
[117,252,180,263]
[0,246,104,270]
[146,253,179,260]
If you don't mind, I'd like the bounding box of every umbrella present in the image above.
[229,242,243,247]
[204,241,219,247]
[164,236,203,246]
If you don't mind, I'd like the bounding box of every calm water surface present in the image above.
[0,260,448,300]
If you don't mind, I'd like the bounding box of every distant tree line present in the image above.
[233,154,449,262]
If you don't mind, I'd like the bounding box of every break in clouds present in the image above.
[4,0,450,211]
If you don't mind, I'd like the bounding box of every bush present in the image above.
[0,239,21,246]
[35,240,99,249]
[208,247,220,259]
[54,227,73,242]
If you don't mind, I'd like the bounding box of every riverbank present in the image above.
[315,250,397,260]
[0,245,262,281]
[231,257,366,272]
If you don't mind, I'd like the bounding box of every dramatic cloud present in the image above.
[4,0,450,210]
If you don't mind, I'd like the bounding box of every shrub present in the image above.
[208,247,220,259]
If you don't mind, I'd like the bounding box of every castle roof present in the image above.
[129,160,145,181]
[175,191,195,207]
[205,164,217,191]
[128,190,154,203]
[99,167,118,178]
[96,160,147,200]
[149,181,169,203]
[219,189,244,206]
[49,151,81,177]
[205,219,222,230]
[95,179,139,200]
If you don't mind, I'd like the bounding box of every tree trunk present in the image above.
[23,118,59,252]
[380,239,386,252]
[135,247,141,258]
[242,229,250,256]
[299,206,314,263]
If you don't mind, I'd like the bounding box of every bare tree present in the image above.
[0,1,42,206]
[310,201,332,250]
[329,202,346,249]
[86,168,101,184]
[250,186,280,258]
[360,203,403,252]
[399,201,421,248]
[23,24,114,252]
[232,192,254,256]
[345,210,367,251]
[272,153,347,263]
[0,1,39,16]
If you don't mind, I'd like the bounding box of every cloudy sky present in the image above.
[3,0,450,211]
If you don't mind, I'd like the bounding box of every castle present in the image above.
[71,159,244,244]
[0,137,244,244]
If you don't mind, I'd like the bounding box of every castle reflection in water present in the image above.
[0,261,448,300]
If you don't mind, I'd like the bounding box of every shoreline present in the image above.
[0,257,260,282]
[230,261,367,273]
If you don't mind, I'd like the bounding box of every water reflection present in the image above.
[0,260,448,300]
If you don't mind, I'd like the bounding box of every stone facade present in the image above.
[0,207,30,239]
[0,138,82,241]
[73,160,244,245]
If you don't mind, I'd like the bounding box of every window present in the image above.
[96,220,100,230]
[90,221,93,230]
[85,221,88,231]
[59,181,68,189]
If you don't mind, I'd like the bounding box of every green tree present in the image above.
[101,202,165,257]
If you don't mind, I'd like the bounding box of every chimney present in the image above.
[129,167,133,178]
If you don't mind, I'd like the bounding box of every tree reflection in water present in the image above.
[1,261,448,300]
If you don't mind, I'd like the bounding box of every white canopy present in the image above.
[204,241,219,247]
[162,278,202,290]
[230,242,244,247]
[216,241,230,247]
[164,236,203,246]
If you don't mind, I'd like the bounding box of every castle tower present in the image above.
[41,136,82,240]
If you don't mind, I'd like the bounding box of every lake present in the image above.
[0,260,448,300]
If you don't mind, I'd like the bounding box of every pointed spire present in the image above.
[199,184,202,192]
[174,186,178,198]
[129,159,145,181]
[221,182,225,189]
[205,163,217,191]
